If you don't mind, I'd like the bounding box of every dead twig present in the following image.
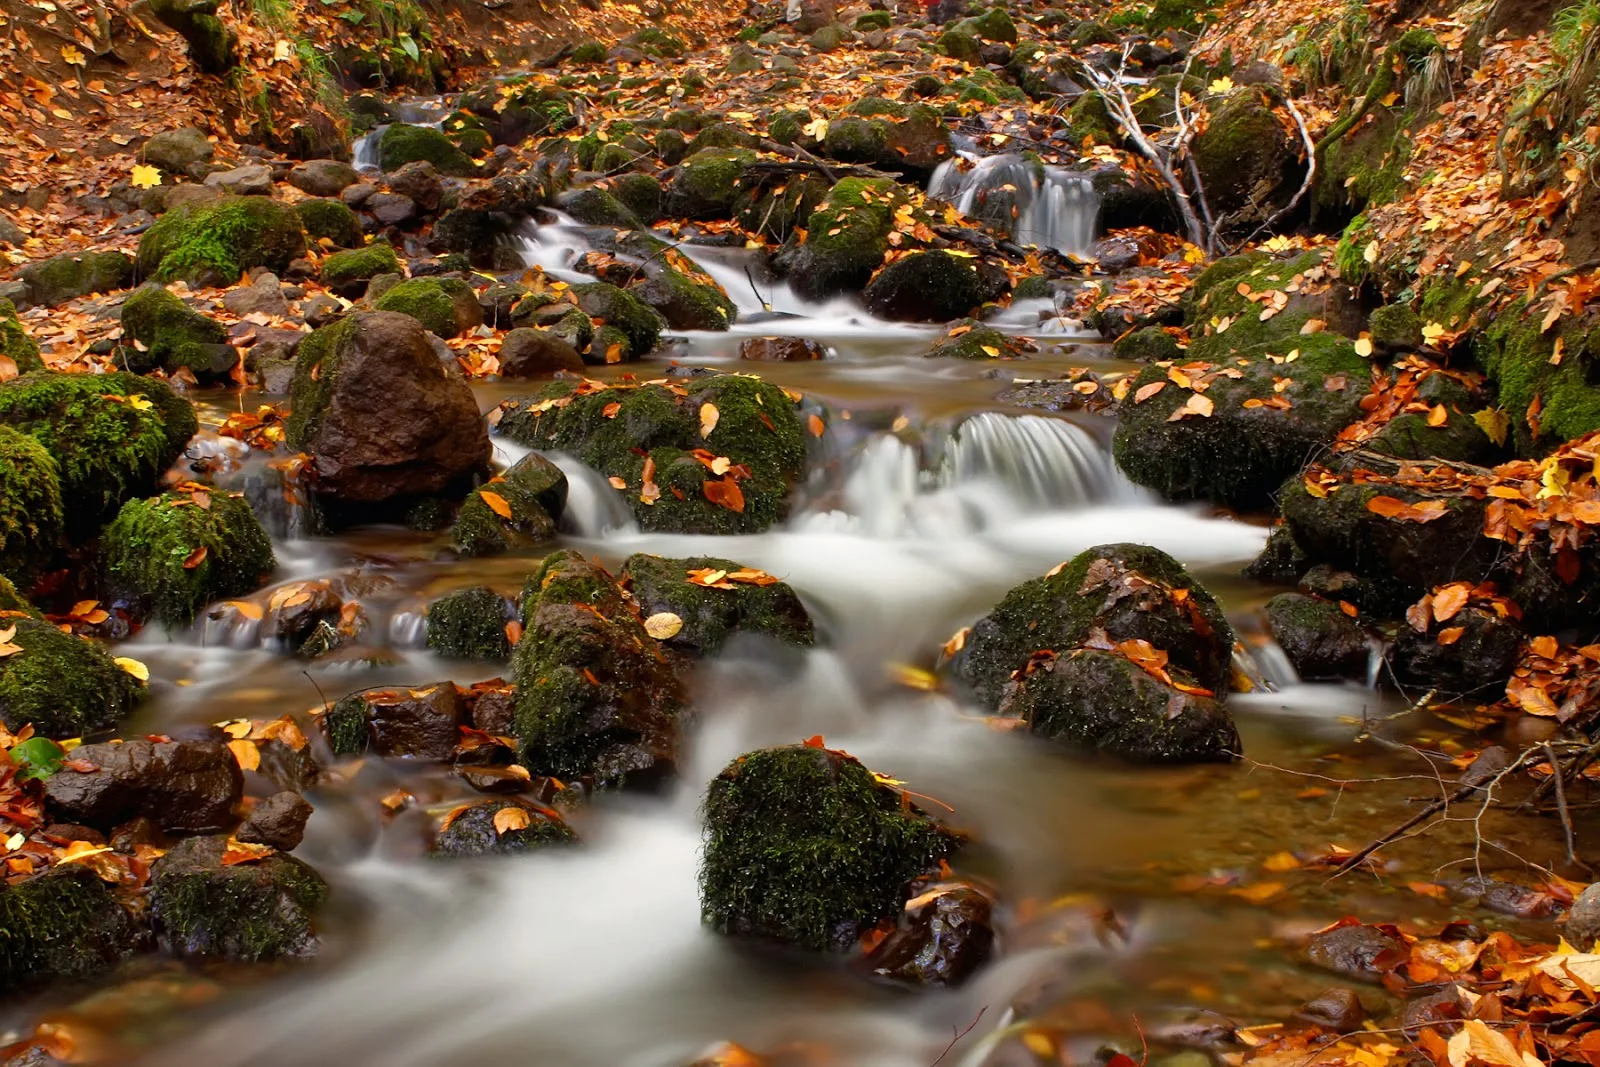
[929,1006,987,1067]
[1544,741,1581,868]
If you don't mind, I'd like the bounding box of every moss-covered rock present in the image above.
[622,554,814,657]
[1364,369,1498,465]
[0,616,143,738]
[150,835,328,962]
[1263,592,1369,682]
[953,543,1235,710]
[939,29,982,61]
[664,148,756,220]
[810,24,849,52]
[0,298,40,374]
[1003,649,1240,762]
[571,281,666,357]
[434,799,577,857]
[0,426,63,585]
[1473,300,1600,450]
[19,250,135,308]
[0,371,194,535]
[295,198,364,249]
[373,277,482,338]
[925,319,1024,360]
[320,242,401,295]
[634,267,736,331]
[1112,326,1183,362]
[119,283,235,380]
[563,187,643,228]
[959,6,1017,42]
[451,453,564,557]
[425,586,514,660]
[378,123,477,177]
[700,745,958,951]
[495,374,806,534]
[822,117,891,165]
[1192,86,1293,217]
[137,196,307,287]
[609,173,664,225]
[0,866,139,993]
[863,251,1004,322]
[1388,605,1522,697]
[103,489,275,627]
[0,574,37,616]
[854,11,893,31]
[512,551,684,785]
[786,177,906,301]
[1369,303,1424,350]
[148,0,236,73]
[736,174,830,242]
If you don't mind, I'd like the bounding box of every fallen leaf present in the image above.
[493,806,531,834]
[130,164,162,189]
[114,657,149,682]
[227,739,260,771]
[644,612,684,639]
[183,545,208,569]
[700,402,719,438]
[479,490,514,519]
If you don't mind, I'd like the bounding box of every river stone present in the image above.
[450,452,564,557]
[140,126,214,175]
[425,586,514,660]
[861,250,1007,322]
[368,191,417,225]
[203,163,274,196]
[285,311,490,506]
[19,250,134,307]
[43,738,243,834]
[1567,883,1600,950]
[499,327,585,377]
[289,158,358,197]
[433,799,577,857]
[365,683,465,760]
[1293,987,1367,1033]
[1263,593,1369,683]
[864,881,995,987]
[622,553,815,657]
[1388,606,1522,697]
[386,161,443,213]
[150,835,328,962]
[0,865,140,993]
[739,336,826,361]
[237,791,314,851]
[1304,923,1406,982]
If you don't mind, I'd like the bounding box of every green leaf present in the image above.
[11,737,65,781]
[398,34,420,61]
[337,9,365,23]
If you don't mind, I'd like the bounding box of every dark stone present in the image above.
[203,164,273,196]
[1305,924,1405,982]
[237,791,314,851]
[1292,987,1366,1032]
[1569,882,1600,950]
[368,192,418,226]
[471,687,518,736]
[1388,606,1522,698]
[366,683,465,760]
[0,866,139,993]
[387,161,444,213]
[140,126,215,175]
[42,739,243,834]
[861,250,1006,322]
[433,799,577,857]
[1264,593,1370,683]
[739,336,826,362]
[150,835,327,961]
[1400,987,1466,1037]
[864,881,995,986]
[499,327,586,377]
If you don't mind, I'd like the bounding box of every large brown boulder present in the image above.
[43,738,243,834]
[285,311,489,504]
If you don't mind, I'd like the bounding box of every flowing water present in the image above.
[10,161,1569,1067]
[928,152,1100,257]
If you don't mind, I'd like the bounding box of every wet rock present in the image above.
[0,866,140,992]
[1292,987,1366,1032]
[468,685,518,736]
[1365,369,1499,466]
[0,425,64,584]
[450,452,564,557]
[433,798,577,857]
[222,271,290,316]
[784,177,904,301]
[0,617,144,739]
[367,191,417,226]
[285,311,490,506]
[378,124,476,178]
[109,815,166,853]
[103,488,276,627]
[1400,986,1466,1037]
[365,683,465,760]
[203,163,273,196]
[289,158,358,197]
[426,586,514,660]
[19,250,134,307]
[140,126,214,176]
[700,744,959,951]
[739,336,826,362]
[570,281,666,359]
[386,160,444,213]
[1304,923,1405,982]
[622,553,815,657]
[267,580,343,649]
[150,835,328,961]
[862,250,1007,323]
[1388,606,1521,697]
[954,543,1236,710]
[1192,87,1294,219]
[635,268,736,332]
[1567,882,1600,949]
[499,327,585,377]
[512,552,684,786]
[237,791,313,851]
[43,738,242,833]
[1263,594,1369,683]
[864,881,995,986]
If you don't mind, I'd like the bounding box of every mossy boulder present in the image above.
[0,866,139,993]
[0,298,41,374]
[1112,335,1370,509]
[863,251,1005,323]
[0,616,143,738]
[622,554,814,657]
[1263,593,1369,682]
[495,374,806,534]
[150,835,328,962]
[147,0,236,73]
[320,242,401,295]
[378,123,477,177]
[822,117,891,165]
[1112,326,1183,362]
[952,543,1236,710]
[1192,87,1294,217]
[635,267,736,331]
[736,174,830,242]
[295,198,364,249]
[1002,649,1241,762]
[1473,300,1600,451]
[19,250,134,308]
[570,282,666,358]
[785,177,906,301]
[425,586,514,660]
[664,148,756,220]
[958,6,1018,42]
[119,283,235,380]
[0,371,194,535]
[690,122,760,153]
[926,319,1025,360]
[373,277,483,338]
[511,551,685,786]
[451,452,565,557]
[700,745,958,951]
[810,24,849,52]
[1364,369,1499,465]
[563,187,643,228]
[434,799,577,857]
[137,196,307,287]
[0,427,63,585]
[939,28,982,61]
[102,489,276,627]
[609,173,664,225]
[1388,606,1522,697]
[140,125,215,175]
[1369,303,1424,350]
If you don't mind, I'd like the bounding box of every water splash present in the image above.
[508,216,594,283]
[928,153,1099,256]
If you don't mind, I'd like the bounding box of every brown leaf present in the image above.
[183,545,208,569]
[493,806,531,834]
[1432,584,1471,622]
[227,739,260,771]
[702,476,745,513]
[1134,380,1167,403]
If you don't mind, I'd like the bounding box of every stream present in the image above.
[10,156,1570,1067]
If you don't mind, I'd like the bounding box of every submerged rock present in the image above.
[150,835,328,961]
[622,554,814,657]
[0,619,143,739]
[864,881,995,987]
[433,798,577,857]
[0,866,140,993]
[1264,593,1369,683]
[43,738,242,833]
[700,744,959,951]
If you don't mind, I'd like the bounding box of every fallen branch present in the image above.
[929,1006,987,1067]
[1231,92,1318,253]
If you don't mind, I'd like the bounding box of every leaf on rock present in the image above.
[479,490,514,519]
[114,657,149,682]
[644,612,684,640]
[493,806,531,835]
[227,739,261,771]
[699,402,720,438]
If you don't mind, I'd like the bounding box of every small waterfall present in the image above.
[545,452,639,537]
[352,126,384,172]
[510,217,596,284]
[936,412,1121,507]
[928,153,1099,256]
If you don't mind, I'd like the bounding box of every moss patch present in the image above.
[137,196,307,286]
[119,284,232,378]
[1473,300,1600,450]
[0,299,40,374]
[451,453,563,557]
[622,553,814,656]
[788,177,906,301]
[151,835,328,962]
[321,243,401,289]
[426,586,513,660]
[0,866,138,993]
[0,616,143,738]
[0,426,63,585]
[374,277,473,338]
[378,123,477,177]
[295,198,364,249]
[434,800,576,856]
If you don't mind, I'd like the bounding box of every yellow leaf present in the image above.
[1539,461,1570,499]
[802,117,829,139]
[478,490,513,519]
[943,249,977,258]
[1473,408,1509,446]
[127,393,154,411]
[1379,91,1400,107]
[979,344,1000,357]
[273,39,294,62]
[227,739,260,772]
[1208,76,1235,94]
[130,164,162,189]
[699,402,719,437]
[889,663,939,690]
[493,806,531,834]
[644,612,684,640]
[1422,321,1448,346]
[1354,335,1374,357]
[1446,1019,1541,1067]
[61,45,86,67]
[1363,240,1380,265]
[114,657,149,682]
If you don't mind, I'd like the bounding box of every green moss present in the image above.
[1185,249,1335,358]
[19,251,134,308]
[1112,326,1182,361]
[823,118,891,164]
[426,586,512,659]
[690,122,758,152]
[1369,303,1423,349]
[570,40,608,64]
[321,242,400,288]
[0,616,143,738]
[323,694,371,757]
[451,454,562,557]
[736,174,829,241]
[925,319,1022,359]
[609,173,663,224]
[374,278,467,337]
[622,553,814,655]
[571,282,666,356]
[295,198,364,249]
[790,177,906,301]
[854,11,893,30]
[119,284,230,376]
[1333,213,1374,284]
[150,836,327,962]
[377,123,477,177]
[1067,91,1116,142]
[0,427,63,585]
[665,148,757,219]
[1317,107,1411,214]
[0,299,40,374]
[137,196,307,286]
[939,28,981,61]
[1192,87,1291,211]
[0,867,137,993]
[563,186,642,228]
[434,800,577,856]
[629,27,685,57]
[1143,0,1222,32]
[1418,277,1482,333]
[103,489,275,627]
[1474,300,1600,449]
[959,6,1017,42]
[0,371,190,535]
[285,316,359,450]
[0,575,38,616]
[700,745,957,951]
[636,267,736,331]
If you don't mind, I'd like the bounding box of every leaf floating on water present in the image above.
[493,806,531,835]
[644,612,684,640]
[479,490,514,519]
[114,657,149,682]
[699,402,720,438]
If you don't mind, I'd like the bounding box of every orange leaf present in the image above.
[505,620,523,645]
[493,806,531,834]
[1134,380,1167,403]
[479,490,514,520]
[702,476,745,513]
[1432,584,1470,622]
[807,413,825,437]
[183,545,208,569]
[802,734,826,748]
[227,738,260,771]
[1366,495,1410,518]
[1437,626,1465,645]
